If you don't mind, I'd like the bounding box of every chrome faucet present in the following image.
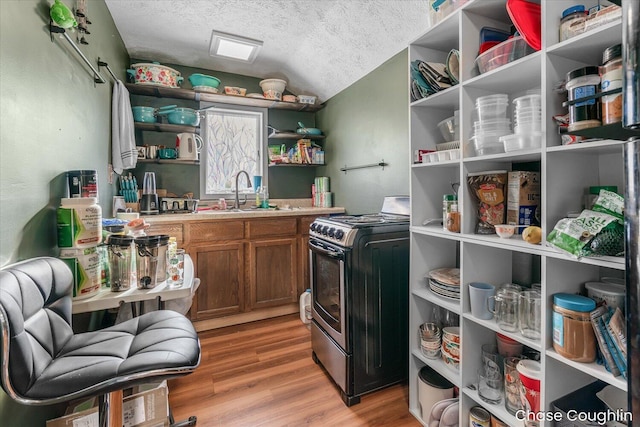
[234,170,252,209]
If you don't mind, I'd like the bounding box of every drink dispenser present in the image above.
[107,235,134,292]
[135,235,160,289]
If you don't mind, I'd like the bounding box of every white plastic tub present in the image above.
[500,132,542,152]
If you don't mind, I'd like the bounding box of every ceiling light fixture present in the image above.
[209,31,263,63]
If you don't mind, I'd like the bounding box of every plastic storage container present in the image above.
[299,289,311,324]
[107,235,135,292]
[552,293,597,362]
[475,36,534,74]
[566,66,601,132]
[584,281,626,312]
[559,5,587,42]
[59,247,101,299]
[57,197,102,248]
[601,43,623,125]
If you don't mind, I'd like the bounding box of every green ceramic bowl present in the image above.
[188,74,221,89]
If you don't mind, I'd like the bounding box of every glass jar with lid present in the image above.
[600,44,623,125]
[560,5,587,42]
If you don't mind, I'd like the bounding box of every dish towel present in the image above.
[112,80,137,175]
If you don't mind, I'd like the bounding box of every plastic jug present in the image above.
[299,289,311,324]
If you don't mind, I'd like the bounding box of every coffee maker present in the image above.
[139,172,158,215]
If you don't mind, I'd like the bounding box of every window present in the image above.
[199,106,266,200]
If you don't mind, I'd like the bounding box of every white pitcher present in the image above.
[176,133,203,160]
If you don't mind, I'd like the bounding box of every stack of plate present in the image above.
[427,267,460,300]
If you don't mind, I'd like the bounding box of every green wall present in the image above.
[0,0,129,265]
[0,0,128,424]
[316,50,409,214]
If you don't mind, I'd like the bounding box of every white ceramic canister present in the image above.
[59,246,101,299]
[57,197,102,248]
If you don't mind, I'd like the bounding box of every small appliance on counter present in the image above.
[139,172,159,215]
[159,197,198,214]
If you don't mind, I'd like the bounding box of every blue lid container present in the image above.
[561,5,586,19]
[553,293,596,312]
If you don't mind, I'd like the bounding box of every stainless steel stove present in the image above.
[309,196,410,406]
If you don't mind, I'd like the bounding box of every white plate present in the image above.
[247,93,265,99]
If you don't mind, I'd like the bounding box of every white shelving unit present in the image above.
[408,1,634,425]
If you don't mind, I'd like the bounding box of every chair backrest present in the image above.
[0,257,74,400]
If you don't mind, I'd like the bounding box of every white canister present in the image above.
[59,247,101,299]
[417,365,454,420]
[299,289,311,324]
[57,198,102,248]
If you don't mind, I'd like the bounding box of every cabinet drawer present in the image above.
[247,218,297,238]
[147,223,184,245]
[188,220,244,242]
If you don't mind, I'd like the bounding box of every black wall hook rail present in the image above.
[340,160,388,173]
[97,58,118,81]
[49,21,106,84]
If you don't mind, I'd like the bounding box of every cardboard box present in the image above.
[46,381,169,427]
[46,397,99,427]
[507,171,540,230]
[123,381,169,427]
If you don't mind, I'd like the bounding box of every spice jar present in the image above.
[566,66,601,132]
[600,44,623,125]
[560,5,587,42]
[443,194,460,233]
[552,293,596,362]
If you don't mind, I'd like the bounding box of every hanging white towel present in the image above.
[111,80,137,175]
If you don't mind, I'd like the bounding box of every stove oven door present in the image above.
[309,238,348,352]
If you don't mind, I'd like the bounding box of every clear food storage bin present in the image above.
[475,36,535,74]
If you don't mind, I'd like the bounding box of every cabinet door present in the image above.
[248,237,298,309]
[298,235,310,295]
[189,242,244,321]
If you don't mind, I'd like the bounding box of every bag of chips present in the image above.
[467,170,508,234]
[547,209,624,258]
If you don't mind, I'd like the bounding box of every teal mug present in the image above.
[158,148,177,159]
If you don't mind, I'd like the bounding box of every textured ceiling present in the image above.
[104,0,430,102]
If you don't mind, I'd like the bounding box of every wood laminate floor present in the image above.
[168,314,421,427]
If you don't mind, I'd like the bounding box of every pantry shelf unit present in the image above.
[126,83,323,112]
[134,122,198,133]
[408,1,628,426]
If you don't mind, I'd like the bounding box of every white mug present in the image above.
[176,133,203,160]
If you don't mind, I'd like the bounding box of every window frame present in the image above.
[198,103,268,201]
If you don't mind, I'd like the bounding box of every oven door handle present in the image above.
[309,239,344,259]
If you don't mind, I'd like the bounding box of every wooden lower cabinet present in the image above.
[178,214,328,327]
[189,241,244,320]
[248,237,298,309]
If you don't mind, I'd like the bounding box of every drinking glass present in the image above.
[168,249,185,288]
[519,290,542,339]
[504,356,523,415]
[478,366,503,404]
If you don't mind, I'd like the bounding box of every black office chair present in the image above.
[0,257,201,426]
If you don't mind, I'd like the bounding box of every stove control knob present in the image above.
[322,226,329,235]
[335,229,344,240]
[328,227,336,237]
[310,223,317,232]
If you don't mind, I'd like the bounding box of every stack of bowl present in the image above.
[500,93,543,152]
[441,326,461,369]
[419,322,441,359]
[470,94,511,156]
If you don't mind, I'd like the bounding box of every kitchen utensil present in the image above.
[259,79,287,100]
[157,107,199,126]
[188,73,220,88]
[107,235,134,292]
[158,148,177,159]
[134,236,160,289]
[50,0,77,28]
[296,121,322,135]
[478,366,503,405]
[489,289,519,332]
[469,282,496,320]
[519,290,541,339]
[507,0,541,51]
[504,357,523,415]
[176,133,203,160]
[140,172,158,215]
[131,106,156,123]
[127,62,183,88]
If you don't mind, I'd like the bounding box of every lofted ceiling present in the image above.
[104,0,430,103]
